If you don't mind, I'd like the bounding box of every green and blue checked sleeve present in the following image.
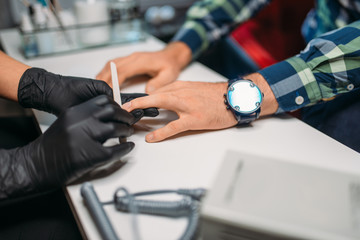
[172,0,360,113]
[171,0,271,59]
[259,20,360,113]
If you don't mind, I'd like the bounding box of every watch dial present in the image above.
[227,80,262,113]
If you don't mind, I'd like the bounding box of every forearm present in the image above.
[171,0,271,59]
[0,51,30,101]
[244,73,278,116]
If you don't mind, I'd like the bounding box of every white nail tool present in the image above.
[110,61,127,144]
[110,61,122,106]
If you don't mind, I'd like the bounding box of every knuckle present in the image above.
[172,81,182,88]
[168,122,179,132]
[179,119,189,131]
[103,105,116,115]
[167,92,180,102]
[129,99,138,109]
[107,122,116,132]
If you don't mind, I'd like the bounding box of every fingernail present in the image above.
[146,133,154,142]
[122,102,131,110]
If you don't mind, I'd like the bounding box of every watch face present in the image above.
[227,80,262,114]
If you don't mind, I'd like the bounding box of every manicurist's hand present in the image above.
[122,73,278,143]
[18,67,113,116]
[0,95,135,200]
[17,67,159,120]
[96,42,192,93]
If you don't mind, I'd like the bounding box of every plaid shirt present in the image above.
[172,0,360,113]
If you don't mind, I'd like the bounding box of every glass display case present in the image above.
[19,0,146,58]
[19,19,146,58]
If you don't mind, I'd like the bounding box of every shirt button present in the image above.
[295,96,304,105]
[347,84,354,91]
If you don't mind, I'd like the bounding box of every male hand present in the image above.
[122,74,278,142]
[0,95,136,200]
[123,81,238,142]
[96,42,192,93]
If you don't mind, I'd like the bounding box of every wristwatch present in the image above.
[224,78,264,125]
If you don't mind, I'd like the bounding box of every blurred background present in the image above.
[0,0,196,45]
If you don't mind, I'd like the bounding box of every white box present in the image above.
[201,151,360,240]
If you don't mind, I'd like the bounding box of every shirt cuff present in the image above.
[258,56,321,114]
[171,21,208,60]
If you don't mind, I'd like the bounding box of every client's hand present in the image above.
[122,74,278,142]
[123,81,237,142]
[96,42,192,93]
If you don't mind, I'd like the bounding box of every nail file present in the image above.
[110,62,127,144]
[110,61,122,106]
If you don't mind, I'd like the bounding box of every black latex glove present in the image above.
[120,93,159,122]
[0,95,134,200]
[17,67,159,120]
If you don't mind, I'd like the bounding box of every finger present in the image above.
[121,93,147,105]
[120,93,159,118]
[83,95,123,111]
[130,109,144,123]
[143,107,159,117]
[116,64,150,87]
[96,60,127,87]
[145,71,176,93]
[92,80,113,98]
[95,104,135,125]
[92,94,132,113]
[107,141,135,160]
[96,63,112,84]
[92,94,113,106]
[146,119,186,143]
[123,94,175,112]
[91,121,134,142]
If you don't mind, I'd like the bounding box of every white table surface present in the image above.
[2,29,360,240]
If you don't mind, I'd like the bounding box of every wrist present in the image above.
[0,51,30,101]
[18,68,47,111]
[224,78,263,125]
[242,73,278,116]
[164,41,192,70]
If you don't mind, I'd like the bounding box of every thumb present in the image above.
[145,119,184,143]
[106,141,135,161]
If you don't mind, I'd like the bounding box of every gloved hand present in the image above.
[120,93,159,122]
[0,95,135,200]
[17,67,159,120]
